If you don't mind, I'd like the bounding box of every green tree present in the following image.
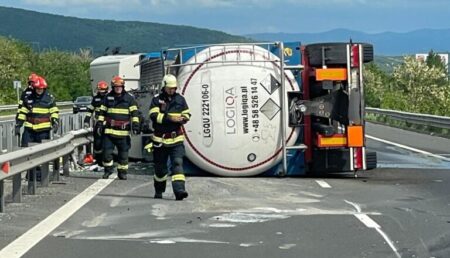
[34,50,91,101]
[426,49,448,74]
[391,55,449,115]
[363,63,392,108]
[0,37,34,104]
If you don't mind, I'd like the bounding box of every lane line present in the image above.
[366,134,450,161]
[0,175,117,258]
[315,180,331,188]
[346,200,401,258]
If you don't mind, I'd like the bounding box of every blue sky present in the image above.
[2,0,450,35]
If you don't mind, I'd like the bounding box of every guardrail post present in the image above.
[12,173,22,203]
[27,169,37,195]
[0,180,4,213]
[6,123,13,152]
[53,158,60,182]
[63,154,70,177]
[41,162,50,187]
[78,145,84,166]
[0,126,3,151]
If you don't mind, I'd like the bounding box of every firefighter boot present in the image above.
[118,169,127,180]
[102,166,113,179]
[172,180,188,201]
[154,180,166,199]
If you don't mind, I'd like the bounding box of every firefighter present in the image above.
[84,80,109,166]
[14,73,40,135]
[148,74,191,200]
[15,76,59,147]
[96,76,140,180]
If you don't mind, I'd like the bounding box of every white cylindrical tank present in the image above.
[178,45,300,176]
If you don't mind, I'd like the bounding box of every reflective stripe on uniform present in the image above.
[151,135,185,145]
[154,174,168,182]
[104,128,130,136]
[32,107,50,114]
[51,113,59,119]
[24,121,51,130]
[18,114,26,120]
[129,105,138,112]
[117,164,128,170]
[19,107,29,114]
[181,109,191,119]
[108,108,129,115]
[98,115,105,122]
[103,160,114,167]
[49,107,59,113]
[157,113,164,124]
[149,107,160,115]
[132,117,139,123]
[172,174,185,181]
[85,112,92,117]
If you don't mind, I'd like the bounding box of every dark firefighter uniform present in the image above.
[148,74,191,200]
[97,76,140,180]
[84,81,109,165]
[15,73,39,130]
[15,76,59,147]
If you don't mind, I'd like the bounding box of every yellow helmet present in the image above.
[162,74,177,88]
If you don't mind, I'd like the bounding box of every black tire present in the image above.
[305,42,374,67]
[73,108,78,114]
[366,151,377,170]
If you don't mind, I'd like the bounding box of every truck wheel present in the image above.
[305,43,374,67]
[366,151,377,170]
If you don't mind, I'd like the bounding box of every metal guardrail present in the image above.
[0,112,86,153]
[0,101,74,112]
[366,107,450,129]
[0,128,93,212]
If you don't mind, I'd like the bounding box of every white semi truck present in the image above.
[89,41,376,177]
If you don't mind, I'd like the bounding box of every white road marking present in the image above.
[367,134,450,161]
[0,176,117,258]
[346,200,401,258]
[315,180,332,188]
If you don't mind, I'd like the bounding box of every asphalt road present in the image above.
[0,123,449,258]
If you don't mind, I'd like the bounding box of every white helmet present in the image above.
[162,74,177,88]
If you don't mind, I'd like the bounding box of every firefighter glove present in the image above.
[132,122,141,135]
[52,120,59,134]
[83,116,91,128]
[95,122,104,136]
[144,142,153,153]
[14,125,21,136]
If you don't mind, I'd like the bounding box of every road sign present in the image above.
[13,80,21,89]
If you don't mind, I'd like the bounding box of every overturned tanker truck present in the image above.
[89,41,377,177]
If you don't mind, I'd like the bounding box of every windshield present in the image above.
[75,96,92,102]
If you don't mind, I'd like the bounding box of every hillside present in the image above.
[247,29,450,56]
[0,6,251,55]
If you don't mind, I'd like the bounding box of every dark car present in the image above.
[73,96,93,114]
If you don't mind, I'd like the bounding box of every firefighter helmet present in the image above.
[28,73,39,86]
[33,76,48,89]
[97,80,108,90]
[111,76,125,87]
[162,74,177,88]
